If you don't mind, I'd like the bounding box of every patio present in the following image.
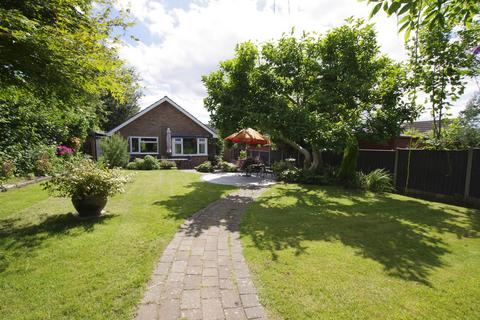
[201,172,276,187]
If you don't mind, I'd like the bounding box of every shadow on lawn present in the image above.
[0,213,115,272]
[241,184,480,286]
[153,181,237,220]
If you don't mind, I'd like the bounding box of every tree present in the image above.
[365,0,479,40]
[408,23,479,142]
[0,0,138,167]
[203,19,415,171]
[97,70,142,132]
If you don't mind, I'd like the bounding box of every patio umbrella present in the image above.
[224,128,270,145]
[166,128,172,154]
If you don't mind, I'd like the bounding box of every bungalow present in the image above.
[101,96,218,168]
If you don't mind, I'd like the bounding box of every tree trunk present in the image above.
[281,136,311,169]
[310,150,323,171]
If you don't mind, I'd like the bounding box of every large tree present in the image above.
[0,0,138,160]
[203,19,415,170]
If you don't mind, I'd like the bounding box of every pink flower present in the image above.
[57,145,74,156]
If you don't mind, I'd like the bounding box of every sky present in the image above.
[114,0,479,124]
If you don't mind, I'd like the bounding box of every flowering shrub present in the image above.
[56,145,74,156]
[43,159,131,200]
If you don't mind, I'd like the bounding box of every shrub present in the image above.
[159,160,176,170]
[126,161,138,170]
[239,150,247,159]
[357,169,394,192]
[272,160,294,175]
[142,155,160,170]
[337,140,359,187]
[43,159,131,200]
[1,159,15,179]
[195,161,214,173]
[99,134,129,168]
[277,167,301,182]
[221,161,237,172]
[33,151,53,176]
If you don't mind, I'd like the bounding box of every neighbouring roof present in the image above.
[106,96,218,138]
[402,120,452,134]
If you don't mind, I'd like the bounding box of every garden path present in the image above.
[136,187,268,320]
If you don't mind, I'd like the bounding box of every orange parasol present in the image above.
[224,128,270,145]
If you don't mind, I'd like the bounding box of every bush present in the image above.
[357,169,394,192]
[1,159,15,180]
[195,161,214,173]
[337,140,359,187]
[239,150,247,159]
[221,161,237,172]
[99,134,129,168]
[159,160,176,170]
[277,168,301,182]
[272,160,294,175]
[142,155,160,170]
[43,159,131,200]
[126,161,139,170]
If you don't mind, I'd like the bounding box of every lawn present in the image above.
[241,183,480,320]
[0,170,235,319]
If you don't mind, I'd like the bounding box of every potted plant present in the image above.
[44,159,131,217]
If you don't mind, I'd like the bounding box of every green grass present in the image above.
[0,170,235,319]
[241,184,480,320]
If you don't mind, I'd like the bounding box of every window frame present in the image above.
[171,137,208,156]
[129,136,159,155]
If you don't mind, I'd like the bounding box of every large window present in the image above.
[172,137,207,156]
[129,136,158,154]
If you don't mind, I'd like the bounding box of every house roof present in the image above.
[402,119,454,134]
[106,96,218,138]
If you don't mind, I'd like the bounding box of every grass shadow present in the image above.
[241,184,480,285]
[0,212,116,272]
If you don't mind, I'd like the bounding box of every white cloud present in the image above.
[116,0,477,123]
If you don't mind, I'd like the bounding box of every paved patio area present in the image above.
[136,187,268,320]
[201,172,276,187]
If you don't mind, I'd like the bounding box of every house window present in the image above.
[172,137,208,156]
[129,137,158,154]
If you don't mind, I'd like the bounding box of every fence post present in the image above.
[464,148,474,200]
[393,149,399,189]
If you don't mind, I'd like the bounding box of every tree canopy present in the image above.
[0,0,139,163]
[365,0,479,40]
[203,19,416,169]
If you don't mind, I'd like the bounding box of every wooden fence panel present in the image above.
[469,149,480,199]
[396,150,468,196]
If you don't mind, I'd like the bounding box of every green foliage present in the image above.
[272,160,294,175]
[337,139,359,186]
[220,161,237,172]
[357,169,394,192]
[43,159,130,200]
[99,134,129,168]
[203,19,415,169]
[97,83,141,132]
[195,161,215,173]
[277,168,301,183]
[142,155,160,170]
[126,157,177,170]
[0,0,140,167]
[407,23,479,143]
[159,160,177,170]
[239,150,247,159]
[365,0,479,41]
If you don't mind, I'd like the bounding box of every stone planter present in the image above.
[72,196,107,217]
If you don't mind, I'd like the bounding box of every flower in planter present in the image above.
[43,159,132,217]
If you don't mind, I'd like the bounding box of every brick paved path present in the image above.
[136,187,268,320]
